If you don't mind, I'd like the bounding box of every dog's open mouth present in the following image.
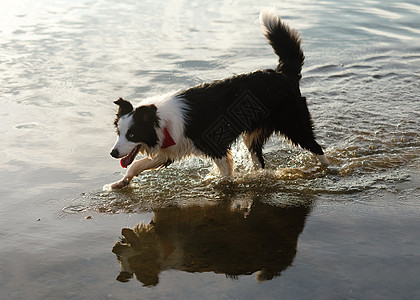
[120,145,142,168]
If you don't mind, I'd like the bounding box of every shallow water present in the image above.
[1,0,419,299]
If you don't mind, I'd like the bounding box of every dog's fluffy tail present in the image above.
[260,8,304,80]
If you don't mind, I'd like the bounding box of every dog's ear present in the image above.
[134,105,158,123]
[114,98,134,117]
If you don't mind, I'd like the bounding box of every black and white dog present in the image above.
[109,9,330,189]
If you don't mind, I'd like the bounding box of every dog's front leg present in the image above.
[110,156,167,189]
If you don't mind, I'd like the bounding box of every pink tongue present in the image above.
[120,156,131,168]
[120,147,138,168]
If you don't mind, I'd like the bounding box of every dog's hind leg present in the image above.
[298,139,330,166]
[316,154,330,166]
[288,135,330,166]
[214,150,234,176]
[242,129,272,169]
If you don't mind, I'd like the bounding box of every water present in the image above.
[1,0,419,299]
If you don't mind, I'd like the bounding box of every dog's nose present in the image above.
[110,149,119,158]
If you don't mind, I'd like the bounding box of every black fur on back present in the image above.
[179,70,324,160]
[178,15,323,162]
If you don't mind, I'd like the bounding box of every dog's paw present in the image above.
[104,179,131,190]
[103,176,134,191]
[316,154,330,166]
[113,180,130,189]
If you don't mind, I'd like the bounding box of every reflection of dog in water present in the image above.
[109,8,329,189]
[112,199,312,286]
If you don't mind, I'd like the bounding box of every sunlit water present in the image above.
[1,0,419,299]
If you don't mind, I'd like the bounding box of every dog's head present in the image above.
[110,98,159,168]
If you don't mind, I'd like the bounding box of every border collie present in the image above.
[109,9,330,189]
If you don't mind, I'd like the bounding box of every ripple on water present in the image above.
[71,145,415,215]
[62,204,87,214]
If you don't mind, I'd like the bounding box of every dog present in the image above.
[109,9,330,189]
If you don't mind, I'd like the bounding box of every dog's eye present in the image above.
[127,133,135,139]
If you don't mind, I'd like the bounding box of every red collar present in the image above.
[161,127,176,149]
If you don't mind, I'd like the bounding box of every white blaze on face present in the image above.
[112,114,137,158]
